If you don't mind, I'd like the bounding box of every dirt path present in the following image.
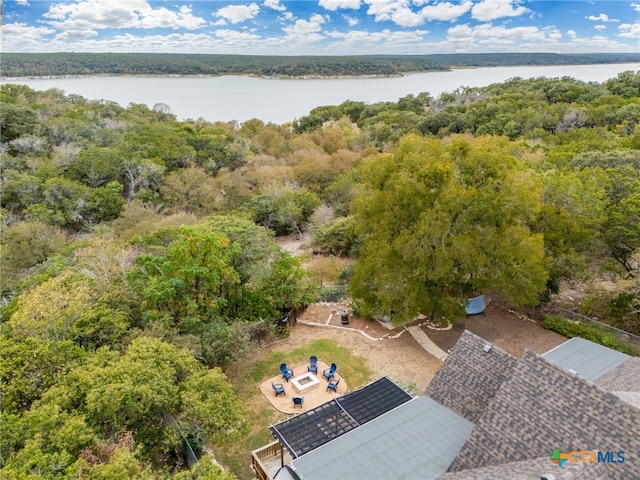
[274,304,442,393]
[280,302,567,394]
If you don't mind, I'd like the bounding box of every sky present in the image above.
[2,0,639,55]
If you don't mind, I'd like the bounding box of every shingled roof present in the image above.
[266,331,639,480]
[594,357,640,408]
[425,330,518,423]
[439,456,611,480]
[447,350,640,479]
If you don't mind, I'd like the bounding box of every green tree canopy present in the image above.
[38,337,247,459]
[0,220,67,293]
[350,134,548,324]
[8,272,130,349]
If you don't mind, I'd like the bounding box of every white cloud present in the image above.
[365,0,407,22]
[42,0,206,32]
[618,22,640,38]
[280,11,295,21]
[383,29,429,46]
[319,0,361,11]
[391,6,425,26]
[53,29,99,42]
[44,0,140,29]
[633,3,640,13]
[448,23,548,44]
[547,28,562,40]
[40,32,246,54]
[443,23,631,53]
[594,25,606,31]
[215,3,260,24]
[140,5,206,30]
[364,0,425,26]
[343,15,359,26]
[471,0,529,22]
[264,0,286,12]
[282,13,327,44]
[215,29,262,43]
[421,1,472,22]
[16,0,29,5]
[586,13,618,23]
[552,34,630,53]
[1,23,55,51]
[324,27,428,53]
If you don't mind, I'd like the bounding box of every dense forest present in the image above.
[1,70,640,479]
[3,52,640,78]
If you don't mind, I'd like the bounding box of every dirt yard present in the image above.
[425,302,567,357]
[268,311,438,393]
[274,302,567,394]
[271,235,568,393]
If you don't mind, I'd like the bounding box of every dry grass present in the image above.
[215,338,371,480]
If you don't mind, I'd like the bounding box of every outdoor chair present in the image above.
[327,378,340,393]
[308,356,318,374]
[292,396,304,408]
[280,363,294,382]
[323,363,337,381]
[272,382,285,396]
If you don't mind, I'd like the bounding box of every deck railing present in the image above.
[251,440,282,480]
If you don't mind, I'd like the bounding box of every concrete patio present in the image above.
[259,360,348,414]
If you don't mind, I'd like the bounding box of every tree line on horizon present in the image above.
[0,70,639,479]
[2,52,640,78]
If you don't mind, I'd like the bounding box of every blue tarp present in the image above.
[465,295,486,315]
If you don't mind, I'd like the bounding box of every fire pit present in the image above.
[291,372,320,393]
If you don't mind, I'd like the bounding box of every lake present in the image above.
[3,63,637,124]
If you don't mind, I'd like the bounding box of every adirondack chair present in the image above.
[280,363,294,382]
[272,382,285,396]
[327,378,340,393]
[292,396,304,408]
[308,356,318,374]
[323,363,337,381]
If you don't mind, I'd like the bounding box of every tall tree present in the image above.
[350,134,547,324]
[130,227,241,329]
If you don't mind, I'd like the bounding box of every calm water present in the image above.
[3,63,637,124]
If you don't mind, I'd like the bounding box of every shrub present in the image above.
[542,315,639,355]
[318,285,348,303]
[312,216,359,256]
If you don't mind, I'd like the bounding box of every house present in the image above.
[252,331,640,480]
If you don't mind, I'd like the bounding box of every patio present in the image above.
[259,360,348,414]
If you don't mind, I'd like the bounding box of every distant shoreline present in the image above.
[3,52,638,80]
[0,71,444,81]
[2,62,637,84]
[5,63,638,82]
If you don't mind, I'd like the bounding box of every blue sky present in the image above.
[2,0,639,54]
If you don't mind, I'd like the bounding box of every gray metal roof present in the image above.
[274,466,302,480]
[291,396,475,480]
[542,337,630,381]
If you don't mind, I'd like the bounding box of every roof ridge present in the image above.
[527,349,640,412]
